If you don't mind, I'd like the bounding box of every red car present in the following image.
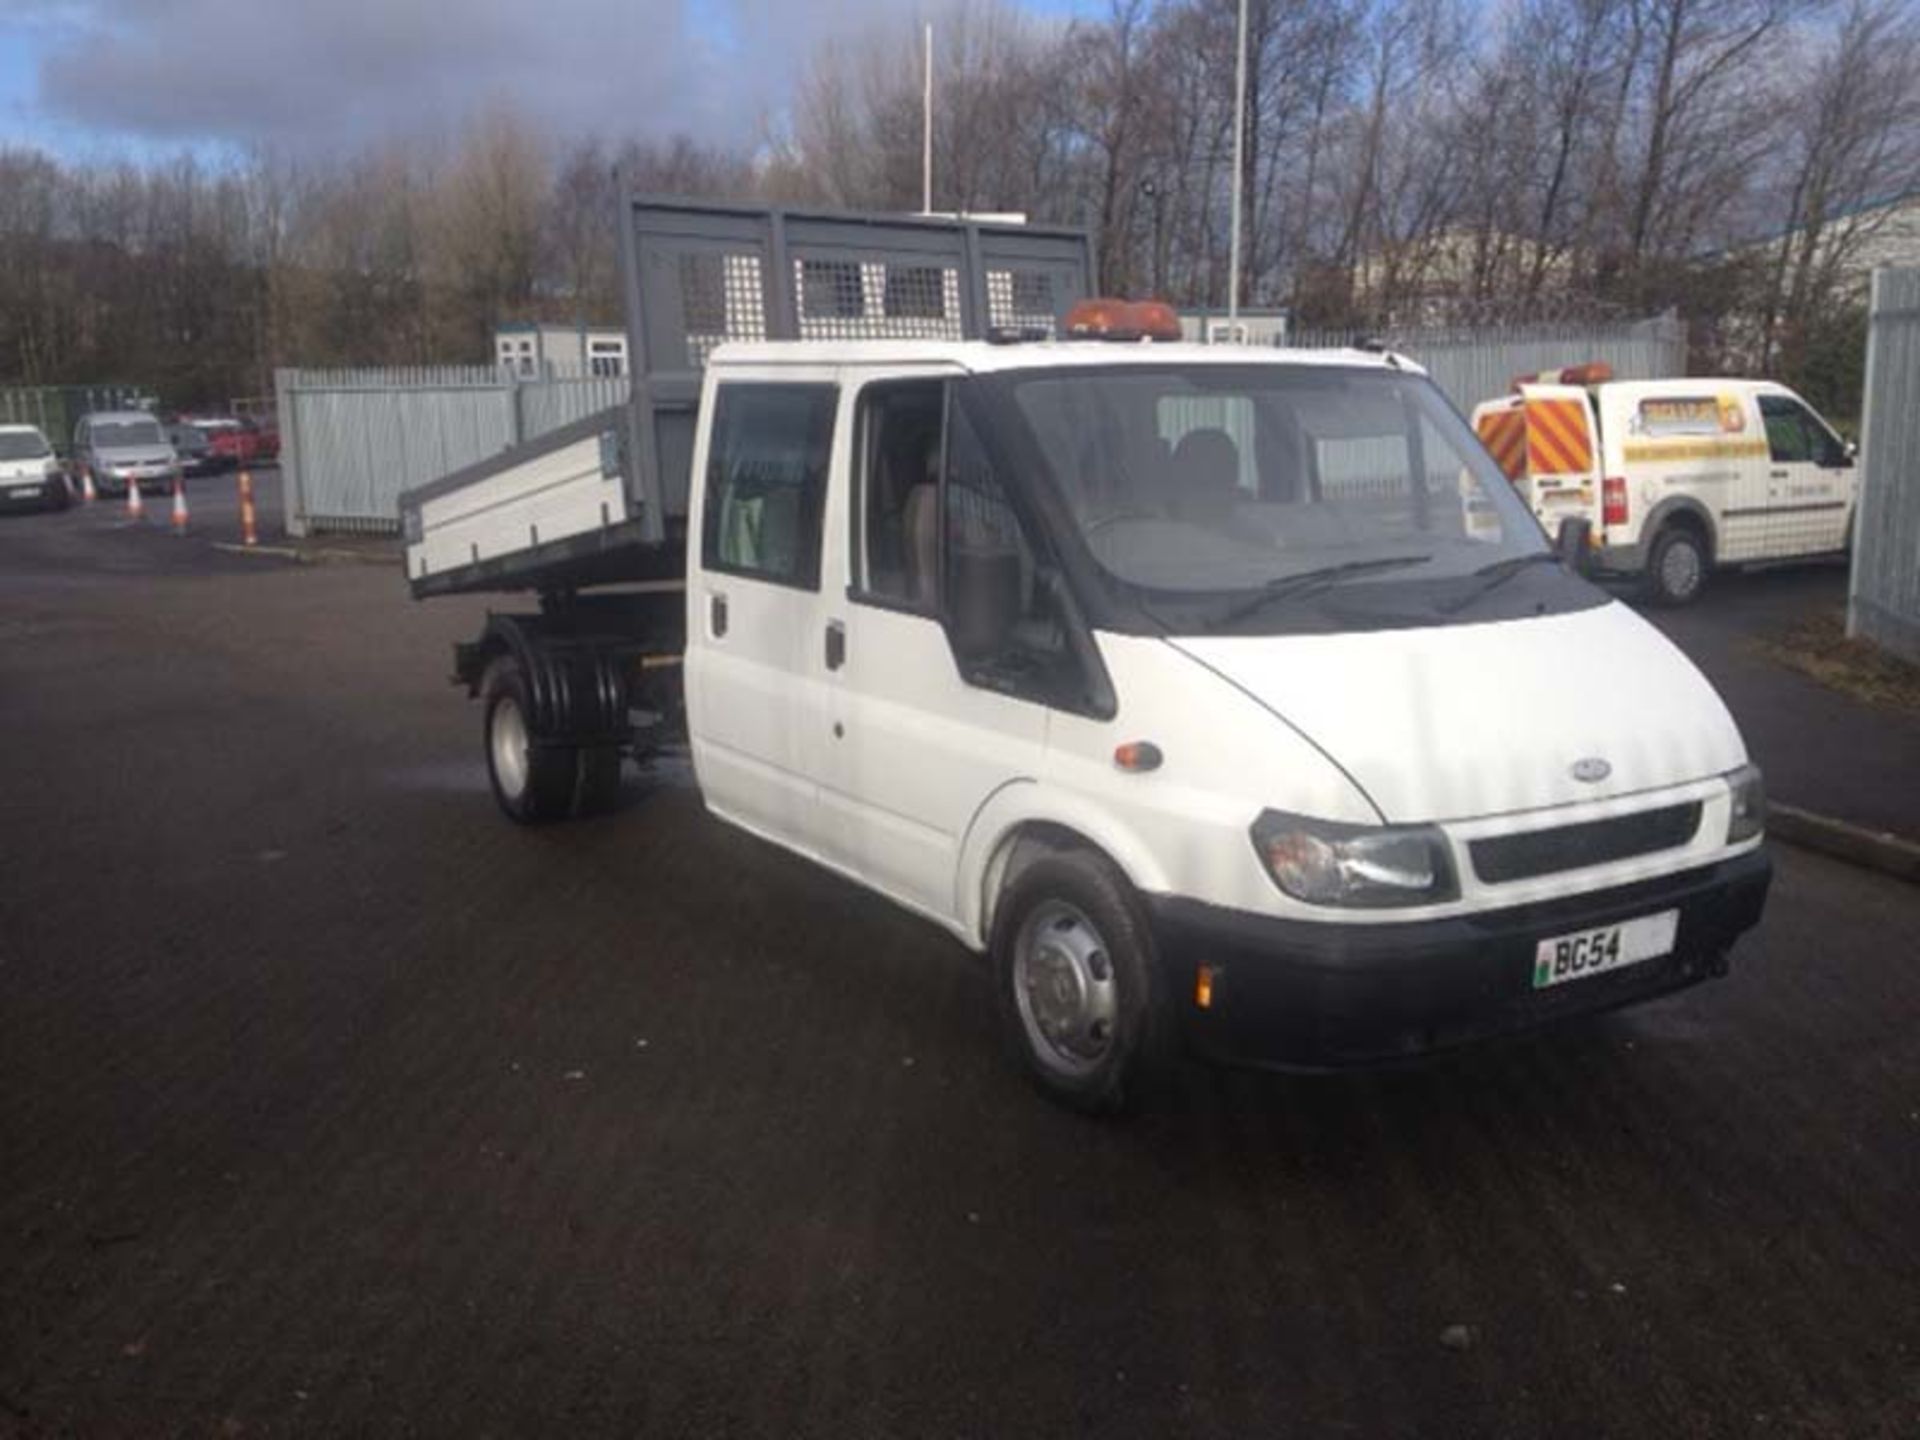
[182,417,264,469]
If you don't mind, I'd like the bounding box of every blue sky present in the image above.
[0,0,1100,161]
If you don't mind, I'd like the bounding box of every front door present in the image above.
[686,377,839,850]
[1757,392,1853,558]
[802,377,1065,925]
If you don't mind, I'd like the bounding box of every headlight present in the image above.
[1725,763,1765,843]
[1250,810,1459,908]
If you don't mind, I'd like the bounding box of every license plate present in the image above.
[1533,909,1679,989]
[11,484,43,498]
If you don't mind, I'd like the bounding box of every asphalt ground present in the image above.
[2,500,1917,1438]
[1636,563,1920,842]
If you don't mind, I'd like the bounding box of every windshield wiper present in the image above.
[1435,551,1563,615]
[1203,554,1434,630]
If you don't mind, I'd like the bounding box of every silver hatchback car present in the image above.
[74,411,179,497]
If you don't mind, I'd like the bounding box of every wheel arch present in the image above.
[1642,495,1718,561]
[455,612,629,745]
[958,783,1171,951]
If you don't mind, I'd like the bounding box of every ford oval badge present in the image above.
[1571,757,1612,784]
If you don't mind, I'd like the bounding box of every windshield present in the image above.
[93,419,165,448]
[0,431,51,461]
[1008,364,1546,597]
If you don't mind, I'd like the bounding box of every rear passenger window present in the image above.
[701,383,837,590]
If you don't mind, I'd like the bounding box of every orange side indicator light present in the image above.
[1113,741,1164,773]
[1195,965,1215,1009]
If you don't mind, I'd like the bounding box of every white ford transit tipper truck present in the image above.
[1471,365,1855,605]
[400,202,1770,1113]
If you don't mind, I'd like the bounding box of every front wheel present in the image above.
[992,850,1168,1115]
[1647,525,1709,607]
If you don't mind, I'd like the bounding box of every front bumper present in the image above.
[1,477,65,508]
[1148,847,1770,1070]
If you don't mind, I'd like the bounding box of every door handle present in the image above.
[710,592,728,638]
[824,619,846,671]
[1770,470,1789,479]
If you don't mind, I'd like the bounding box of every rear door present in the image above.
[1756,391,1853,557]
[685,375,840,850]
[1518,384,1600,537]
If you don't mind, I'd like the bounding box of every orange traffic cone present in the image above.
[80,467,97,504]
[238,469,258,547]
[127,477,143,519]
[171,476,189,534]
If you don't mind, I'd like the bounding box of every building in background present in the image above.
[494,323,628,379]
[1179,308,1289,345]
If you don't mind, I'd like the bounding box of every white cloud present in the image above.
[11,0,911,153]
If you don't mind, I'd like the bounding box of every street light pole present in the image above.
[923,23,934,216]
[1228,0,1249,331]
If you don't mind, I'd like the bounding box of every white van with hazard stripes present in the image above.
[1471,365,1856,604]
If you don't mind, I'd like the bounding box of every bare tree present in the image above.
[1758,0,1920,371]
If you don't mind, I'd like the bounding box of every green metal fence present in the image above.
[0,385,154,456]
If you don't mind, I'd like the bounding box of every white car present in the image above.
[1473,369,1855,604]
[0,424,70,513]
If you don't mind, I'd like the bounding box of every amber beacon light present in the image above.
[1065,299,1184,343]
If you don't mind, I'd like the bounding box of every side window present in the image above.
[701,382,837,590]
[942,396,1071,692]
[853,380,1082,707]
[1759,395,1816,464]
[855,380,946,608]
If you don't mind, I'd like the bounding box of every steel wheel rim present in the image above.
[1013,900,1118,1078]
[1661,538,1701,597]
[491,695,530,801]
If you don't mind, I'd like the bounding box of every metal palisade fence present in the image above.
[277,316,1686,535]
[1849,269,1920,664]
[1285,314,1689,413]
[275,367,629,536]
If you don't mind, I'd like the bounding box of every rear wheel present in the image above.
[483,657,578,823]
[992,849,1168,1115]
[1647,524,1709,607]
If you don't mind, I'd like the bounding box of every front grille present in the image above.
[1470,802,1703,884]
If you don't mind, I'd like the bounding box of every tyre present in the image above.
[992,849,1168,1115]
[1647,524,1709,607]
[482,657,578,823]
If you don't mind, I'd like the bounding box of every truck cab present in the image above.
[680,332,1769,1108]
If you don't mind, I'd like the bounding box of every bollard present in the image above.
[127,476,143,519]
[80,466,97,504]
[171,476,189,535]
[238,469,258,547]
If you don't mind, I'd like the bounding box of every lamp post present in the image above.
[1228,0,1249,328]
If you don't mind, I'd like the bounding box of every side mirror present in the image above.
[1556,516,1595,575]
